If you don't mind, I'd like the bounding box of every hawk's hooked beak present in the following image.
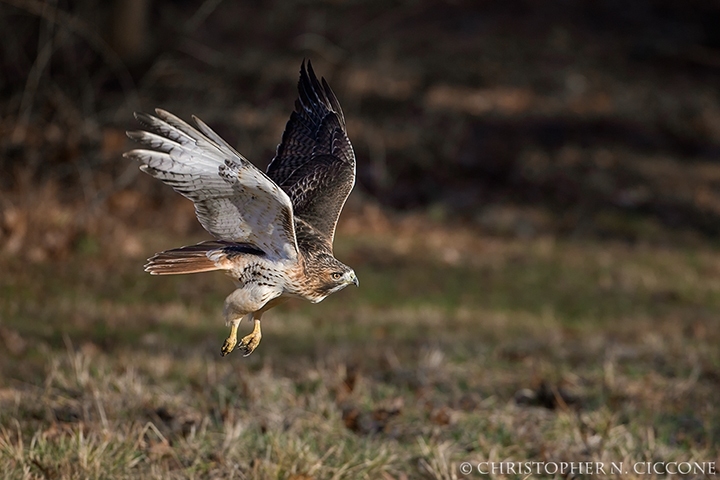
[349,271,359,287]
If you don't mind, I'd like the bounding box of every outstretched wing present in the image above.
[267,60,356,248]
[124,109,298,260]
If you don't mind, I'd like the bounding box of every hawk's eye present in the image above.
[331,272,342,280]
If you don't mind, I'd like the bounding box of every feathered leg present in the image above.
[220,295,287,357]
[237,297,290,356]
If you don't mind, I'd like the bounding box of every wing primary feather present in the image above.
[265,60,356,245]
[321,77,346,127]
[192,115,249,163]
[127,110,299,260]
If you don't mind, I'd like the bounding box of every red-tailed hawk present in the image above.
[124,61,358,356]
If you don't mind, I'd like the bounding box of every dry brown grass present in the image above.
[2,1,720,477]
[0,203,718,479]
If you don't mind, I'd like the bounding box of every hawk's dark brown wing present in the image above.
[267,60,356,248]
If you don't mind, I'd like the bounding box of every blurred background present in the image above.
[1,0,719,478]
[4,0,720,246]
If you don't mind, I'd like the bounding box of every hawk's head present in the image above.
[308,254,358,302]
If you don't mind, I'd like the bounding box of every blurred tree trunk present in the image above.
[110,0,150,65]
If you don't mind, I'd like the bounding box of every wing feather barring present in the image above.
[124,61,358,356]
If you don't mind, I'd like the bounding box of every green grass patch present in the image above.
[1,229,718,478]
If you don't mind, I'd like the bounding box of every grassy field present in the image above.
[3,0,720,477]
[0,212,719,479]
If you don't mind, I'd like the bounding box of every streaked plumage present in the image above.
[124,61,358,356]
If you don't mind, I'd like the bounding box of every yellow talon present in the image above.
[239,319,262,356]
[221,322,239,356]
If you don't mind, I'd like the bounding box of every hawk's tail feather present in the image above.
[144,241,266,275]
[145,247,219,275]
[145,242,232,275]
